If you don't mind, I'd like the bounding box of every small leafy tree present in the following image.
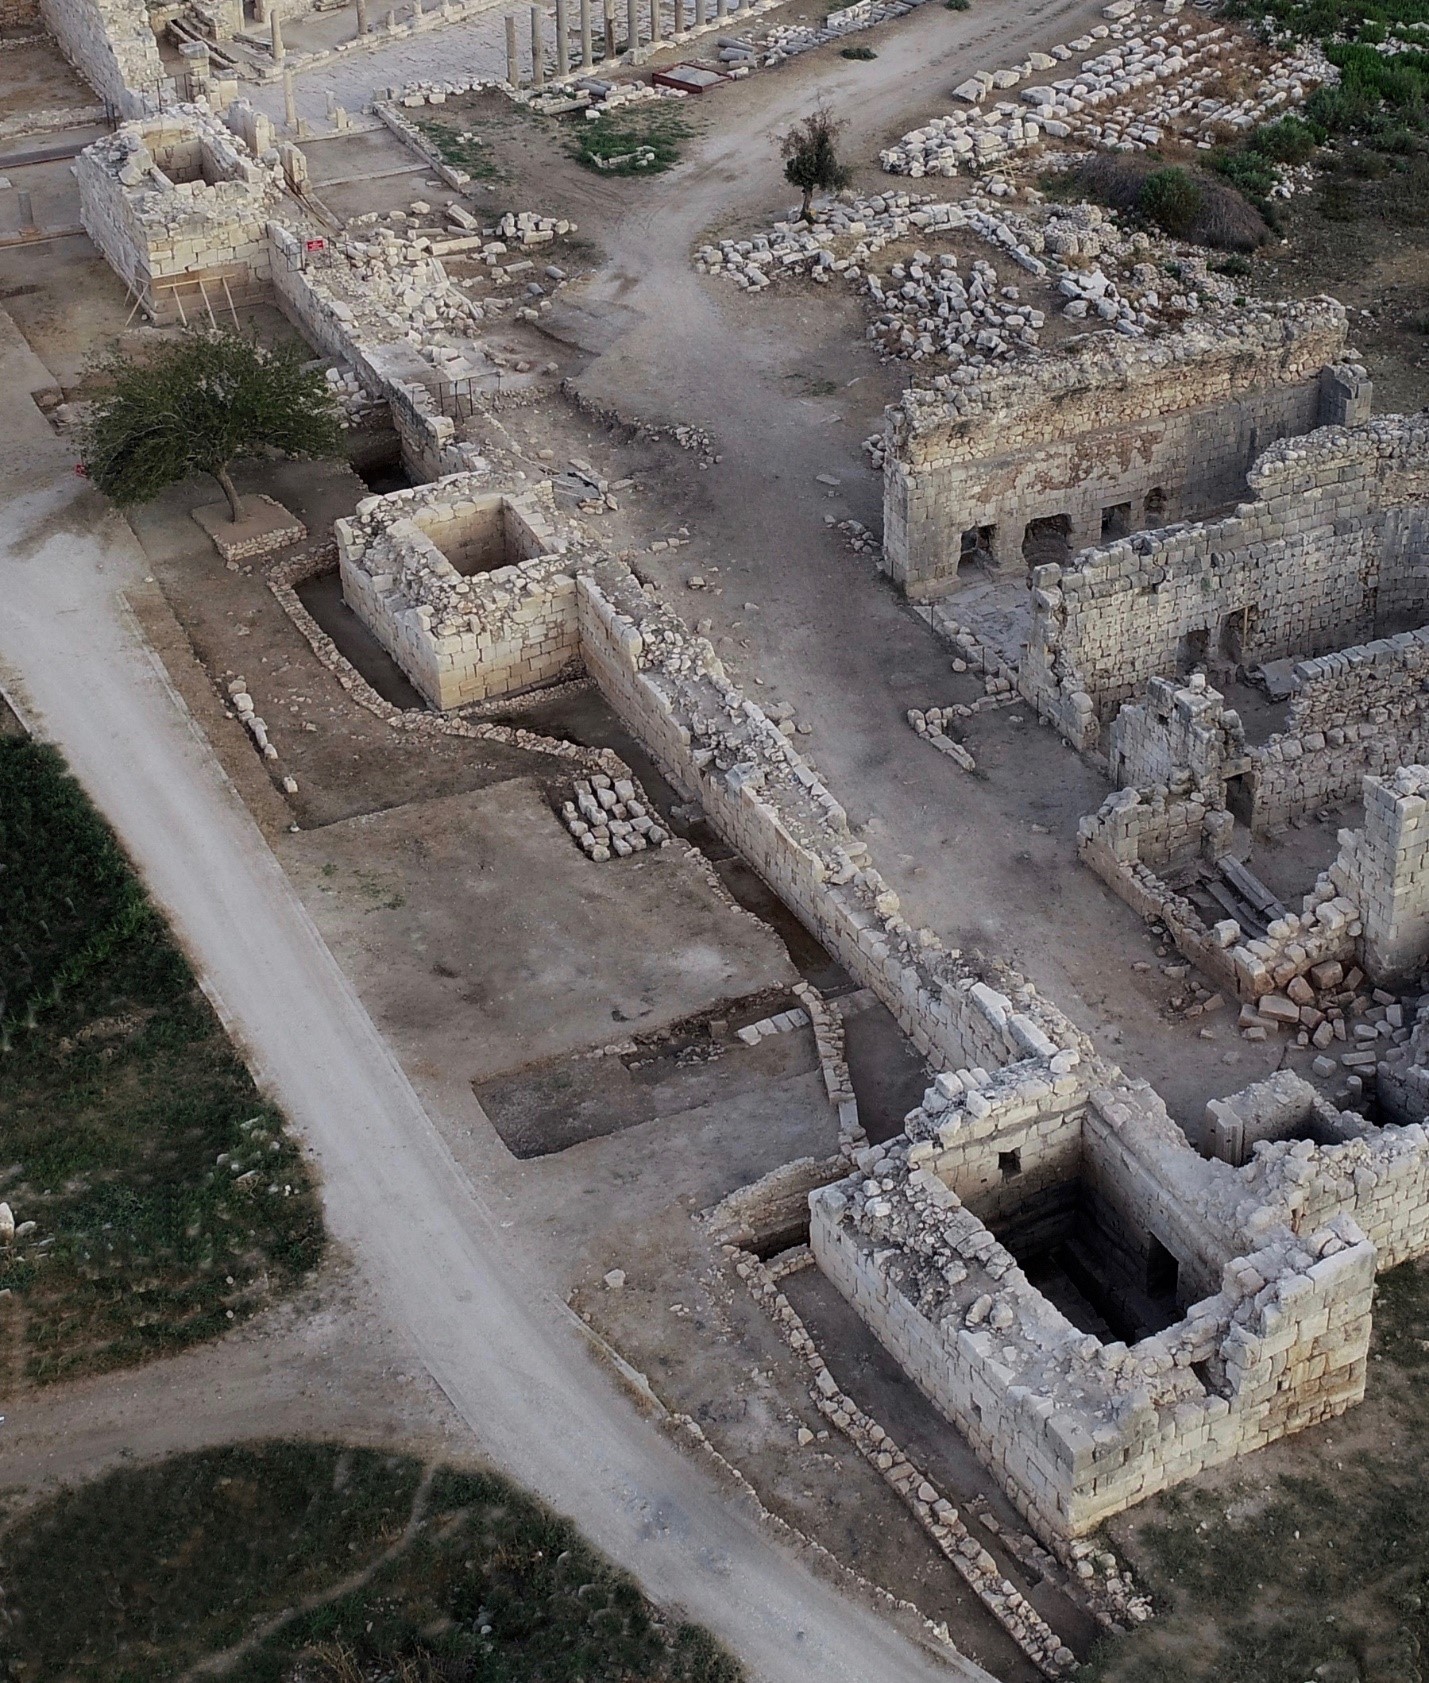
[781,107,852,222]
[83,330,343,524]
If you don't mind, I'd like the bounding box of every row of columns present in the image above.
[503,0,745,84]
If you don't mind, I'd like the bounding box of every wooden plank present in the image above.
[1217,854,1288,920]
[1206,877,1267,935]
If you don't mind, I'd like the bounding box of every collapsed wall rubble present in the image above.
[883,299,1358,600]
[1024,413,1427,748]
[1080,745,1429,1013]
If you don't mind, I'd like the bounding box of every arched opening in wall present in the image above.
[960,525,996,571]
[1101,502,1133,542]
[1177,626,1210,674]
[1022,514,1072,571]
[1144,486,1168,526]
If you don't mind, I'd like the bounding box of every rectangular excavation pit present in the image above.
[414,493,549,578]
[472,989,819,1159]
[986,1165,1184,1346]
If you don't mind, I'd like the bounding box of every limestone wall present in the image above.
[1024,416,1429,750]
[573,561,1090,1080]
[1107,673,1246,798]
[1250,629,1429,831]
[76,111,276,313]
[883,301,1353,599]
[40,0,165,112]
[811,1102,1374,1538]
[336,476,578,710]
[267,224,458,482]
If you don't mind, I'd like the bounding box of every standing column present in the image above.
[694,0,704,25]
[625,0,636,49]
[530,3,545,81]
[602,0,616,57]
[283,66,297,127]
[355,0,368,31]
[649,0,660,39]
[270,8,285,62]
[554,0,568,73]
[580,0,592,64]
[505,10,519,82]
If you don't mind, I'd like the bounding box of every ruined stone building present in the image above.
[881,298,1365,598]
[50,0,1429,1563]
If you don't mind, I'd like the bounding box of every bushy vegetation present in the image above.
[1060,155,1271,250]
[0,1441,744,1683]
[567,103,694,175]
[840,42,876,57]
[1137,166,1205,236]
[1081,1254,1429,1683]
[1228,0,1429,145]
[0,739,323,1384]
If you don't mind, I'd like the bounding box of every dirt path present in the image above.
[0,329,976,1683]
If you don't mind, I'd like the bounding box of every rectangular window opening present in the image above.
[1101,502,1133,541]
[998,1148,1023,1180]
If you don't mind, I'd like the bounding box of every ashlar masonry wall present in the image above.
[882,300,1355,600]
[336,476,579,709]
[76,110,277,316]
[1024,416,1429,751]
[811,1074,1376,1538]
[1250,628,1429,831]
[40,0,165,113]
[572,558,1094,1083]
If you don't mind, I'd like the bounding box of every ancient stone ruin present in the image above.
[882,298,1365,598]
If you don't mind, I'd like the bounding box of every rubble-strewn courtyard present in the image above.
[3,0,1429,1674]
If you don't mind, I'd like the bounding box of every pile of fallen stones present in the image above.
[561,772,671,858]
[700,189,1243,377]
[880,9,1334,180]
[907,706,977,771]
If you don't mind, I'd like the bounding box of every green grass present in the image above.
[0,1441,744,1683]
[413,117,504,180]
[567,104,694,175]
[0,739,323,1385]
[1080,1253,1429,1683]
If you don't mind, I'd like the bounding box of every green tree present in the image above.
[83,330,343,524]
[780,107,852,222]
